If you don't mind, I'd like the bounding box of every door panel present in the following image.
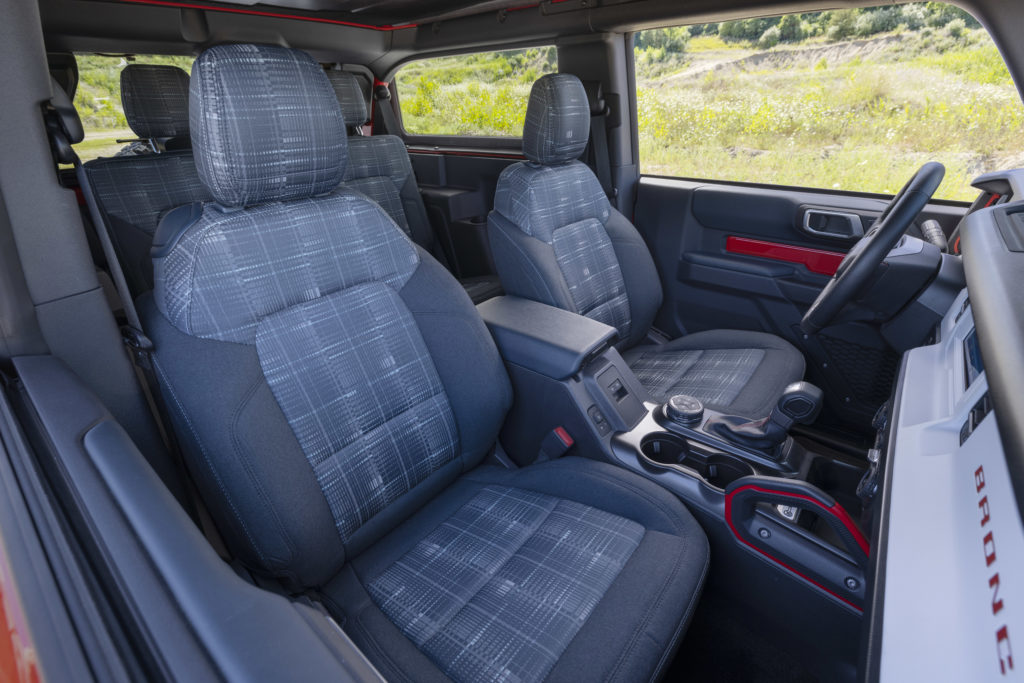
[634,177,969,431]
[409,147,521,280]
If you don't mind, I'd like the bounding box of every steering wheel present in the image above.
[801,162,945,334]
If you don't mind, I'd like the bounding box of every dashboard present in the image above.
[874,169,1024,681]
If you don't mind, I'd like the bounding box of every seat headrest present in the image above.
[190,44,348,208]
[121,64,191,139]
[326,71,369,127]
[523,73,590,165]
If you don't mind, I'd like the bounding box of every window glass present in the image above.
[395,47,557,136]
[635,4,1024,201]
[72,54,194,162]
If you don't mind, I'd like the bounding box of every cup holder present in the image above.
[640,433,754,489]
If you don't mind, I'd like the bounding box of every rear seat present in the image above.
[117,64,192,155]
[326,70,503,303]
[84,65,210,295]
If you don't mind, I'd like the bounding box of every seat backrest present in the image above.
[120,64,192,152]
[143,44,511,588]
[84,65,209,295]
[326,71,440,257]
[488,73,663,349]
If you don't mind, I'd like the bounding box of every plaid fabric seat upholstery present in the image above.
[145,44,709,683]
[489,73,805,418]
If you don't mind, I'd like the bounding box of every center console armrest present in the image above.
[477,296,617,380]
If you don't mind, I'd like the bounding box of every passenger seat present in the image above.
[326,70,503,303]
[84,65,210,296]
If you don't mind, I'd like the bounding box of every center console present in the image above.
[479,295,873,634]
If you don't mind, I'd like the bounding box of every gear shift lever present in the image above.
[706,382,823,455]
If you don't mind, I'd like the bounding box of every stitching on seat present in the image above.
[607,536,691,683]
[353,609,418,683]
[229,375,305,565]
[649,543,710,682]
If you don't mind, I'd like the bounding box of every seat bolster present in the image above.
[487,210,575,311]
[139,293,346,587]
[399,250,512,465]
[604,208,663,348]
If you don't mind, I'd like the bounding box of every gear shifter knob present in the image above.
[770,381,823,429]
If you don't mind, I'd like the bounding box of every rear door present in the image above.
[628,6,1017,429]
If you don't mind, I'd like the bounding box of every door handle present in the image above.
[802,208,865,240]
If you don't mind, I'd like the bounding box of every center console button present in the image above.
[666,394,704,426]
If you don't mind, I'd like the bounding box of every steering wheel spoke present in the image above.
[801,162,945,334]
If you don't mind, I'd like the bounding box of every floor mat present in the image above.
[666,592,821,682]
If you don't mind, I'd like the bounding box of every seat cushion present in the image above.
[326,456,709,683]
[624,329,805,419]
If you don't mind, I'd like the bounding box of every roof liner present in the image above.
[95,0,556,29]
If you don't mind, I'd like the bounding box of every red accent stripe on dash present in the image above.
[117,0,417,30]
[724,484,869,612]
[726,236,845,276]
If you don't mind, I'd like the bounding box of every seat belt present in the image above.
[372,79,402,135]
[53,117,231,557]
[584,81,616,202]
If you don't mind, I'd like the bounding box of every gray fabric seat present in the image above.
[488,73,804,419]
[143,44,708,683]
[85,64,210,295]
[326,70,503,304]
[117,64,193,154]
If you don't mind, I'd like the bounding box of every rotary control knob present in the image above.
[666,394,704,426]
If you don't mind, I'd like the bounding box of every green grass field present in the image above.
[635,28,1024,201]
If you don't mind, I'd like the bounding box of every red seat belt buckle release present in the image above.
[538,427,574,462]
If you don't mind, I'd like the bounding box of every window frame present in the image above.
[389,41,559,151]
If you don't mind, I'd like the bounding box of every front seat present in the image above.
[142,44,708,682]
[488,73,805,419]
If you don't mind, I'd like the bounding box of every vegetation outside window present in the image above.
[395,47,557,137]
[72,55,194,163]
[634,3,1024,201]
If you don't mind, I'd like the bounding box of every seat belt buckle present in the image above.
[122,325,154,352]
[538,426,574,462]
[122,325,156,369]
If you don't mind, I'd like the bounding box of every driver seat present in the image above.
[488,73,805,418]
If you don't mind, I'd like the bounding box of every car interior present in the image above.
[1,0,1023,681]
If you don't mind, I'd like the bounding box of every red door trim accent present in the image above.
[726,236,845,276]
[724,484,868,612]
[117,0,417,30]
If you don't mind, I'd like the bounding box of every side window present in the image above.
[72,55,193,163]
[395,46,557,137]
[634,4,1023,201]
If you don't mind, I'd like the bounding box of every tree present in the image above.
[778,14,806,42]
